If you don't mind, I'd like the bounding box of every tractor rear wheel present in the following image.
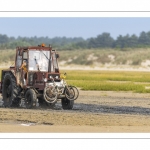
[2,72,19,107]
[61,97,74,110]
[25,89,37,109]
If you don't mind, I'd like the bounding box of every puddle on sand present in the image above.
[20,123,36,126]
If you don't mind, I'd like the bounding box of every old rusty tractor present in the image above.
[0,44,79,109]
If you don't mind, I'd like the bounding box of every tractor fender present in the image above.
[1,70,16,85]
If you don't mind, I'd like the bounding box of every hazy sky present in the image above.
[0,17,150,39]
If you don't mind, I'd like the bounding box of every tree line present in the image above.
[0,31,150,50]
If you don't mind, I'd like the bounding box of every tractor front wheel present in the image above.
[61,97,74,110]
[25,89,37,109]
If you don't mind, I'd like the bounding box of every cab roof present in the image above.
[17,44,53,51]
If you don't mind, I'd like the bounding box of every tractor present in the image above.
[0,44,79,109]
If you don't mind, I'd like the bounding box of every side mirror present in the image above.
[19,50,23,56]
[55,68,59,73]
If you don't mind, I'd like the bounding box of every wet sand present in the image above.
[1,90,150,132]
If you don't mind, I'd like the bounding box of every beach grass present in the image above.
[61,70,150,93]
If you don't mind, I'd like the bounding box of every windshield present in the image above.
[29,50,50,71]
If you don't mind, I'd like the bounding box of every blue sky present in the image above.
[0,17,150,39]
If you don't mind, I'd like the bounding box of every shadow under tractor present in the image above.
[0,44,79,109]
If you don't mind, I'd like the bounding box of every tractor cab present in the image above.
[15,44,60,89]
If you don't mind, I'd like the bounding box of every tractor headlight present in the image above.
[44,78,47,82]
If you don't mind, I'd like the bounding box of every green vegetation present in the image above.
[0,66,150,92]
[60,70,150,93]
[1,31,150,50]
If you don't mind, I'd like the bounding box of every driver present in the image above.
[19,60,28,85]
